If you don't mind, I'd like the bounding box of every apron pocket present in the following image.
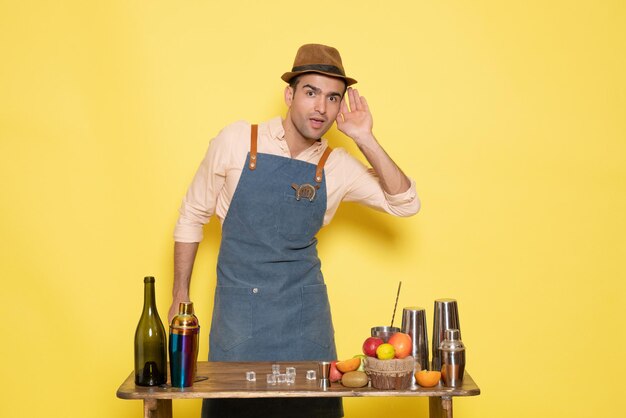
[299,284,334,349]
[279,194,323,240]
[211,286,253,352]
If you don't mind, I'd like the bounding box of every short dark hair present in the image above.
[288,75,302,90]
[288,74,347,96]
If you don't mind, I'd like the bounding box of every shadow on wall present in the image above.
[319,201,417,252]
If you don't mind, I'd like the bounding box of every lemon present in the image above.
[375,343,395,360]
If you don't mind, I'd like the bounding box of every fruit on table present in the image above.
[353,354,366,371]
[388,332,412,359]
[336,357,361,373]
[415,370,441,387]
[375,343,395,360]
[329,361,343,383]
[341,371,369,388]
[362,336,384,357]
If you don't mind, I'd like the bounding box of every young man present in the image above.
[171,44,420,417]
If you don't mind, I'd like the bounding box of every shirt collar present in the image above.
[267,116,285,141]
[267,116,328,153]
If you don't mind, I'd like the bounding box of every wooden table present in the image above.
[117,361,480,418]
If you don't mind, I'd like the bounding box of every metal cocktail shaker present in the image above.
[431,298,461,371]
[401,307,429,369]
[440,328,465,387]
[169,302,200,387]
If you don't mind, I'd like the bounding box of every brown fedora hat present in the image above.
[281,43,357,86]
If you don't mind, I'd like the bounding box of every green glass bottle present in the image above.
[134,276,167,386]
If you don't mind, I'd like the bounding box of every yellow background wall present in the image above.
[1,1,624,417]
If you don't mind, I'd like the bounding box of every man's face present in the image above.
[284,73,345,141]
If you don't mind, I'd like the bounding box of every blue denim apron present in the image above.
[202,125,343,418]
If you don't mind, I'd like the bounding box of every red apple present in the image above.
[329,361,343,383]
[362,336,384,357]
[388,332,412,359]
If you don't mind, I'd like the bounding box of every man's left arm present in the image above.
[336,88,412,196]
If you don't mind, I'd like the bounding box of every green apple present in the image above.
[353,354,366,371]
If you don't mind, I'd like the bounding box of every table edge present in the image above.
[116,387,480,400]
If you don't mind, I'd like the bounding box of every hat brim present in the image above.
[281,70,357,86]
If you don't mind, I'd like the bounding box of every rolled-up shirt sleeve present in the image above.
[173,129,230,243]
[381,175,420,216]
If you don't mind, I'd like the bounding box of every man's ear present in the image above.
[284,85,294,107]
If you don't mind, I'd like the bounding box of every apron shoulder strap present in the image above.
[249,124,258,170]
[250,122,332,183]
[315,146,333,183]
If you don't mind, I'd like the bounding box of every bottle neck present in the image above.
[143,282,156,314]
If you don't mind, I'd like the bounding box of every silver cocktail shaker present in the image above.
[401,307,429,371]
[440,328,465,387]
[431,298,461,371]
